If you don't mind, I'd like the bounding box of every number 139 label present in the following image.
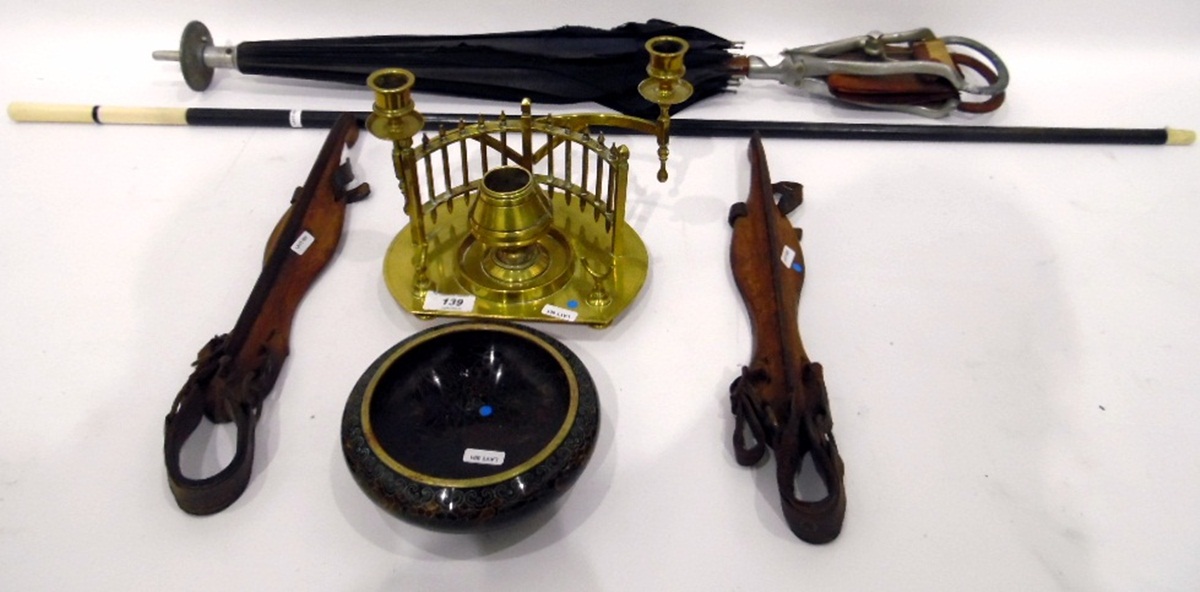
[423,291,477,312]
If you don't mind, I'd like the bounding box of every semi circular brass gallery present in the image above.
[340,321,600,529]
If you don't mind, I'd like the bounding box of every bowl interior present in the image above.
[366,326,574,482]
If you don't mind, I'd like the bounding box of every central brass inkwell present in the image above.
[365,36,692,328]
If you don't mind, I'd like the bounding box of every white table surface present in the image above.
[2,1,1198,590]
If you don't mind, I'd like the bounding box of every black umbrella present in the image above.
[154,20,1008,118]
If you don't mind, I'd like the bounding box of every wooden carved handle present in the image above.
[727,133,846,543]
[163,114,369,515]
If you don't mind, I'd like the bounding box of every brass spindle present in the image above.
[563,138,573,206]
[499,112,508,166]
[580,133,590,199]
[612,145,630,256]
[478,115,489,174]
[605,143,618,232]
[421,135,435,197]
[595,133,607,201]
[577,140,588,212]
[458,120,469,188]
[439,128,452,198]
[520,99,533,171]
[546,130,555,202]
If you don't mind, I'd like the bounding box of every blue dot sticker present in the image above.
[567,299,579,309]
[792,263,804,273]
[479,405,494,417]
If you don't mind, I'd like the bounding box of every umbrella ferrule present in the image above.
[152,21,237,91]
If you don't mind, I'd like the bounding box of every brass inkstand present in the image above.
[365,37,692,328]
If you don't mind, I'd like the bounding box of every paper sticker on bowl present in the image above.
[463,448,506,466]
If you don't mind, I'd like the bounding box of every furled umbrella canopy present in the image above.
[154,20,1008,117]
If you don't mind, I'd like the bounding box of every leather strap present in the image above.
[730,369,768,465]
[774,362,846,543]
[825,44,1006,114]
[951,53,1006,113]
[164,365,260,515]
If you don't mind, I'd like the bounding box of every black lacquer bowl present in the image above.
[341,321,599,530]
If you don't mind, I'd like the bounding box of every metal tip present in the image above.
[152,50,181,62]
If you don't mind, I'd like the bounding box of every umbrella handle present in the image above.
[743,28,1009,117]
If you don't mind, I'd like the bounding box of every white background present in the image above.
[2,1,1198,590]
